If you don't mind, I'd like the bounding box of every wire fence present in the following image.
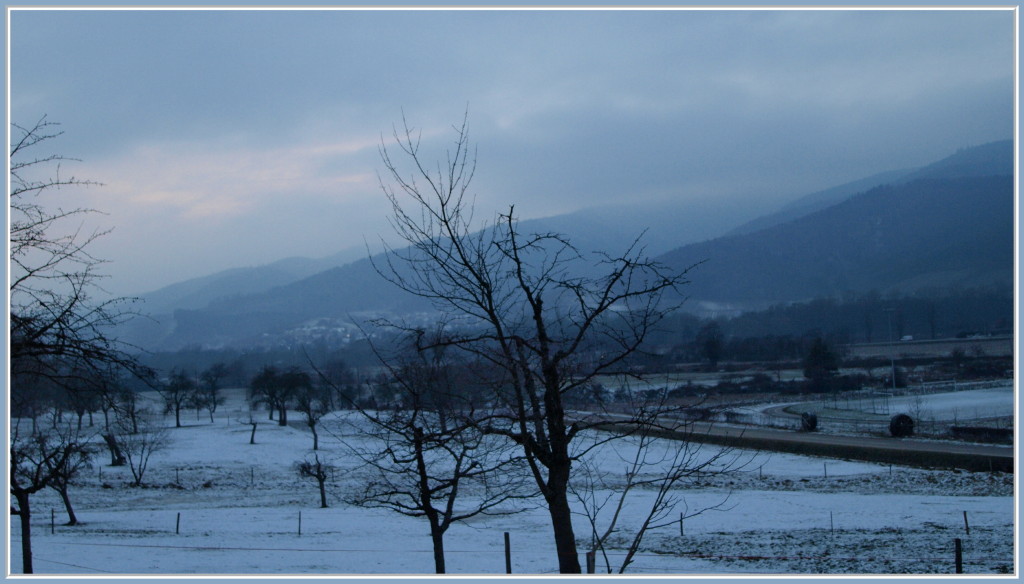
[14,524,1011,576]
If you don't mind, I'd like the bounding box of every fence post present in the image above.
[504,532,511,574]
[962,511,970,535]
[51,509,55,534]
[176,512,181,535]
[298,511,302,536]
[586,551,595,574]
[955,538,963,573]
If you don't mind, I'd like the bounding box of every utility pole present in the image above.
[884,307,897,391]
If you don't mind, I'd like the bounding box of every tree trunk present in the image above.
[101,434,126,466]
[249,422,257,444]
[278,407,287,426]
[311,426,319,451]
[58,485,78,525]
[431,527,446,574]
[14,492,33,574]
[175,406,181,428]
[318,479,328,508]
[546,470,581,573]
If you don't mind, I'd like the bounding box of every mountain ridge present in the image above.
[122,139,1014,351]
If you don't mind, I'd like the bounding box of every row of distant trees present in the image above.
[140,281,1013,384]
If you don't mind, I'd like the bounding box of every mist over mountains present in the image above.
[124,140,1013,351]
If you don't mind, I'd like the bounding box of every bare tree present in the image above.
[570,402,750,573]
[160,368,196,428]
[295,453,335,508]
[294,383,330,450]
[39,425,94,526]
[10,426,61,573]
[373,113,692,573]
[9,116,143,393]
[332,335,529,574]
[198,363,228,423]
[249,366,305,426]
[9,117,146,572]
[116,417,170,487]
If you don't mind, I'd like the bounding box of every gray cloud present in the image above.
[10,8,1014,295]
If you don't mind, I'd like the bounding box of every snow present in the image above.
[9,389,1015,576]
[885,386,1015,420]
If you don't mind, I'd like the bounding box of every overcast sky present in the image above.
[9,8,1015,296]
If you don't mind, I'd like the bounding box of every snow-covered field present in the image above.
[8,389,1015,576]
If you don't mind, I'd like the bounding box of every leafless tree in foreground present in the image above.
[373,112,694,573]
[9,117,147,573]
[570,396,753,573]
[11,429,55,574]
[320,331,530,574]
[10,116,144,393]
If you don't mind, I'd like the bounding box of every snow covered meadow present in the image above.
[8,388,1015,576]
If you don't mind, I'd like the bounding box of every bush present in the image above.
[889,413,914,437]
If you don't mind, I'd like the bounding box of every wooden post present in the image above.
[176,512,181,535]
[51,509,55,534]
[963,511,970,535]
[298,511,302,536]
[586,551,595,574]
[823,462,828,479]
[679,513,684,536]
[955,538,963,573]
[504,532,511,574]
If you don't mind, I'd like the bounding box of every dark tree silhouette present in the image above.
[9,117,146,573]
[295,454,334,508]
[803,337,840,391]
[372,113,692,573]
[332,333,528,574]
[695,321,724,371]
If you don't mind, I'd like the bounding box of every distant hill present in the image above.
[659,174,1013,308]
[727,168,914,236]
[137,247,366,315]
[125,196,770,350]
[728,139,1012,237]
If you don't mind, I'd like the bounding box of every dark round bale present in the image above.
[890,413,915,437]
[800,412,818,432]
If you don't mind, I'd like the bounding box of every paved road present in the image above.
[586,413,1014,473]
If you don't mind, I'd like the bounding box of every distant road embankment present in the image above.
[589,415,1014,473]
[845,335,1013,359]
